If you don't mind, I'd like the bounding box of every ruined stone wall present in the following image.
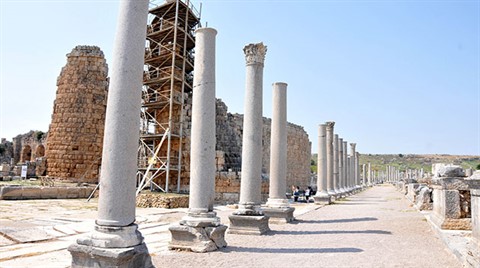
[11,131,47,164]
[45,46,108,183]
[212,99,312,201]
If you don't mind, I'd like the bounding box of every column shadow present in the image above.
[298,217,378,224]
[220,246,363,254]
[268,229,392,235]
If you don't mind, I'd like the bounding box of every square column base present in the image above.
[263,207,295,224]
[228,214,270,235]
[313,195,331,205]
[68,243,152,268]
[168,224,227,253]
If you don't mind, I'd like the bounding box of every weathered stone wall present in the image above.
[12,131,47,164]
[212,99,312,200]
[45,46,108,183]
[0,138,14,164]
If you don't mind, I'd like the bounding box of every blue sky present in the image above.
[0,0,479,155]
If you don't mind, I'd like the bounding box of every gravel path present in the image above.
[153,185,461,268]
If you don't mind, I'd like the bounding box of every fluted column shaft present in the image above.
[326,122,335,196]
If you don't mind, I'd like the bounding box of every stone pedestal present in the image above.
[228,214,270,235]
[68,224,152,268]
[431,177,471,230]
[263,207,295,224]
[69,243,151,268]
[69,0,151,266]
[169,224,227,253]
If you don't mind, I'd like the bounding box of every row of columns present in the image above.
[313,122,370,204]
[67,1,382,263]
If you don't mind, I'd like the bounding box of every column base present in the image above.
[313,194,332,205]
[169,224,227,253]
[228,214,270,235]
[69,242,152,268]
[263,207,295,224]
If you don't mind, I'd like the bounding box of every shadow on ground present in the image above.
[298,217,378,224]
[268,230,392,235]
[221,246,363,254]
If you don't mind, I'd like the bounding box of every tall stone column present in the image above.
[333,134,340,196]
[362,164,366,186]
[367,162,372,186]
[338,137,346,195]
[264,82,295,223]
[350,143,357,191]
[68,0,152,266]
[314,124,331,204]
[356,152,361,188]
[229,43,270,235]
[169,28,227,252]
[326,122,336,197]
[343,140,350,194]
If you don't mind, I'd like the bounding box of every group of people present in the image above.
[291,185,315,203]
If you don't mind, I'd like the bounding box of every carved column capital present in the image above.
[243,43,267,65]
[325,121,335,130]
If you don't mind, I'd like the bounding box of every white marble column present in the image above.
[338,137,345,195]
[69,0,151,266]
[356,152,361,188]
[326,122,336,197]
[314,124,331,204]
[367,162,372,186]
[343,140,350,193]
[229,43,269,235]
[333,134,340,195]
[264,82,295,222]
[169,28,227,252]
[350,143,357,190]
[362,164,366,186]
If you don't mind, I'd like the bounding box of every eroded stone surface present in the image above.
[227,214,270,235]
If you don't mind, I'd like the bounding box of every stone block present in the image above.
[69,242,153,268]
[433,164,465,177]
[431,188,471,230]
[262,207,295,224]
[168,224,227,252]
[414,186,433,211]
[313,194,332,205]
[227,214,270,235]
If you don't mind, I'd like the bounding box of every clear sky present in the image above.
[1,0,479,155]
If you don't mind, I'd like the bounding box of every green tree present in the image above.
[476,163,480,170]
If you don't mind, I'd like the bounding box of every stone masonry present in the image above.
[45,46,109,183]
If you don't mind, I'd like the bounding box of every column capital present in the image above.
[244,43,267,65]
[350,143,356,149]
[325,121,335,130]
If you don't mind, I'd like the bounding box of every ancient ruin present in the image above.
[45,45,108,183]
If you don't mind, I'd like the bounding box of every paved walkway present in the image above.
[0,185,462,267]
[154,185,461,267]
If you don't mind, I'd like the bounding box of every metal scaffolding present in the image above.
[138,0,200,193]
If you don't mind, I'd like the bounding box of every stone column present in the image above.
[229,43,270,235]
[333,134,340,196]
[357,152,362,188]
[343,140,350,194]
[362,164,366,187]
[68,0,152,266]
[338,137,346,195]
[314,124,331,204]
[326,122,336,197]
[350,143,357,191]
[169,28,227,252]
[264,82,295,223]
[367,162,372,186]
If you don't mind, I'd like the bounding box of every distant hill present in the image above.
[310,154,480,173]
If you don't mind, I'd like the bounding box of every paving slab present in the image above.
[0,227,56,243]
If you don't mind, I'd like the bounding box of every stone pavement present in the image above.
[0,185,466,267]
